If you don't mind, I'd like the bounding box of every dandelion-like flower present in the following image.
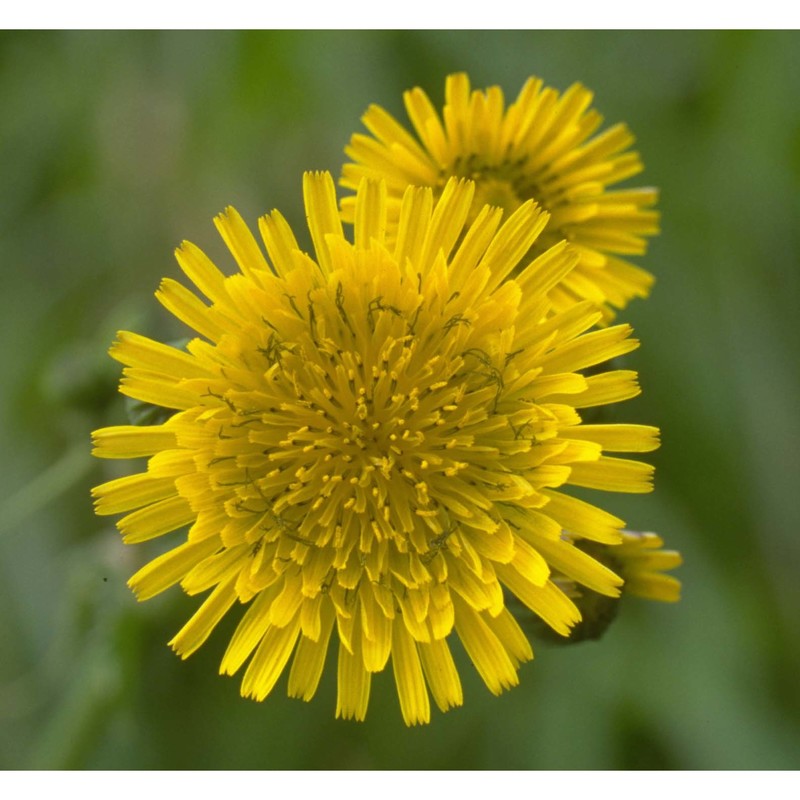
[610,530,682,603]
[92,173,659,725]
[342,72,659,318]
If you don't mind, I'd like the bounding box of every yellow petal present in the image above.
[483,606,533,667]
[156,278,225,342]
[92,473,176,515]
[452,594,518,695]
[287,600,336,701]
[303,171,343,275]
[214,206,271,279]
[353,178,387,250]
[496,565,581,637]
[91,425,176,459]
[118,495,194,543]
[568,456,655,493]
[418,637,463,713]
[566,423,660,453]
[528,535,623,597]
[336,613,371,721]
[391,623,431,726]
[240,615,301,701]
[174,240,228,305]
[540,489,624,544]
[129,536,220,601]
[169,574,238,658]
[220,584,280,676]
[258,209,300,278]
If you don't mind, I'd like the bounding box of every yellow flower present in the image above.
[611,530,682,603]
[341,72,659,319]
[92,173,659,725]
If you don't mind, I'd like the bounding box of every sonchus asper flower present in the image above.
[92,173,659,725]
[341,72,659,319]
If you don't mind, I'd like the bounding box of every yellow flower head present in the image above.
[341,72,659,319]
[611,530,682,603]
[92,173,659,725]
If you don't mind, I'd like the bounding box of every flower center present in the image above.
[238,299,483,573]
[444,153,546,227]
[469,178,523,223]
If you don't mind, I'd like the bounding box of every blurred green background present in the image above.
[1,30,799,769]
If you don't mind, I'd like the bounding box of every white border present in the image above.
[2,3,800,30]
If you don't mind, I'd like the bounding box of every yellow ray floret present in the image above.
[341,72,659,320]
[91,172,660,724]
[612,531,683,603]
